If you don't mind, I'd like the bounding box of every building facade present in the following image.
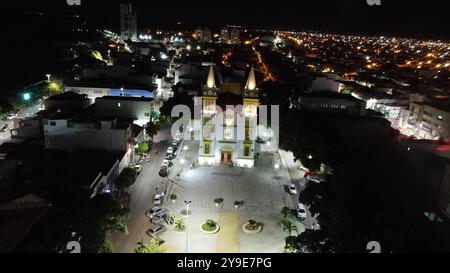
[120,3,138,42]
[197,65,259,168]
[409,102,450,140]
[95,96,156,127]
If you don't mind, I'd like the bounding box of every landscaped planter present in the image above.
[199,222,220,234]
[242,222,263,234]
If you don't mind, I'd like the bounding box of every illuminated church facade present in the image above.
[197,65,259,168]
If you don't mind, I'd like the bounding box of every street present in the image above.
[278,150,318,229]
[109,126,174,252]
[0,101,42,145]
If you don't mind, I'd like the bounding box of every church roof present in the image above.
[245,65,257,91]
[206,65,216,89]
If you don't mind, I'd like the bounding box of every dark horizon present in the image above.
[2,0,450,40]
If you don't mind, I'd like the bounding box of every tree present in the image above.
[115,168,137,190]
[104,208,130,235]
[175,219,185,232]
[134,239,166,253]
[135,142,150,154]
[145,121,161,139]
[0,98,13,115]
[281,220,298,236]
[100,240,114,253]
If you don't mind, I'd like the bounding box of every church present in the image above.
[197,65,259,168]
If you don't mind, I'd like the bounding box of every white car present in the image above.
[154,194,164,205]
[289,184,298,195]
[146,206,168,219]
[296,203,307,219]
[307,176,321,184]
[299,166,309,172]
[161,159,170,167]
[134,164,143,174]
[166,147,173,154]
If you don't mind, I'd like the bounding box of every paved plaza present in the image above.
[160,140,306,253]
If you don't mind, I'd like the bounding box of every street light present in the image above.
[184,200,192,253]
[180,158,185,165]
[308,154,313,160]
[183,145,188,151]
[46,74,51,82]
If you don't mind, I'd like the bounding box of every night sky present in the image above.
[3,0,450,39]
[1,0,448,96]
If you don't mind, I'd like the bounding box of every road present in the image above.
[0,100,42,145]
[279,150,319,229]
[109,126,174,253]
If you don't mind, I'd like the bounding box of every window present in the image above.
[204,143,210,154]
[224,128,233,140]
[244,146,250,157]
[145,113,150,117]
[118,103,121,108]
[50,121,56,126]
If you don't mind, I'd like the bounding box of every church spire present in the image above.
[206,64,216,89]
[245,65,256,91]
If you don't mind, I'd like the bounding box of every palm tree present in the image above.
[175,219,185,231]
[282,220,298,236]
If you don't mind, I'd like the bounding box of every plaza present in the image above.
[159,140,306,253]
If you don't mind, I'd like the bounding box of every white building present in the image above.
[120,3,138,42]
[197,65,259,168]
[43,117,135,154]
[230,28,240,45]
[408,102,450,140]
[95,96,156,127]
[220,28,230,44]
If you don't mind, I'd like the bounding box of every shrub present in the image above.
[246,220,259,231]
[100,240,114,253]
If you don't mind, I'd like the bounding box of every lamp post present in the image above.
[184,200,192,253]
[46,74,51,82]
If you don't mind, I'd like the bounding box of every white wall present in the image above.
[65,86,111,103]
[43,119,130,153]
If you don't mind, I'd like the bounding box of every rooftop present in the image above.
[67,77,156,91]
[46,91,88,102]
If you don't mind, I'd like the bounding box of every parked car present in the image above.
[307,176,321,184]
[6,113,17,120]
[289,184,298,195]
[165,153,175,160]
[1,124,8,132]
[134,164,143,174]
[296,203,307,219]
[172,141,179,147]
[161,159,173,168]
[154,194,164,205]
[166,147,173,154]
[146,222,167,238]
[146,206,168,219]
[299,166,309,172]
[159,166,169,177]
